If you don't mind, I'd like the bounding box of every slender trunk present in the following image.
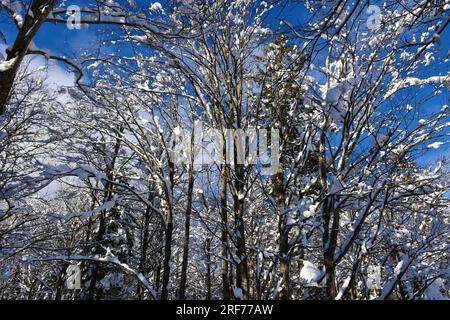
[220,163,231,299]
[272,164,290,300]
[278,226,290,299]
[205,237,212,300]
[138,190,154,299]
[178,168,194,299]
[322,193,339,300]
[154,227,164,294]
[160,217,173,300]
[232,79,249,299]
[160,160,175,300]
[318,129,335,299]
[87,210,107,299]
[87,128,123,299]
[234,163,249,299]
[55,263,68,300]
[178,126,195,299]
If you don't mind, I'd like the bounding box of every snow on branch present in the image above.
[31,255,157,299]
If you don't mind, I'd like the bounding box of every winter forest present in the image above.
[0,0,449,301]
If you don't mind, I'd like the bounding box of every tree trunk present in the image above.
[160,160,175,300]
[87,128,123,299]
[205,237,212,300]
[220,163,231,299]
[234,163,249,299]
[160,217,173,300]
[178,172,193,299]
[0,0,56,114]
[138,190,154,299]
[272,165,291,300]
[323,196,339,299]
[178,126,196,299]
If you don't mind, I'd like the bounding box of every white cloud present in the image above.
[1,43,75,89]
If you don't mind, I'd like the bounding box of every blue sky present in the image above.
[1,0,448,166]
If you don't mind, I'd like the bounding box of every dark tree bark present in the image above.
[160,160,175,300]
[205,237,212,300]
[273,167,291,300]
[320,129,339,299]
[233,157,250,298]
[137,189,154,299]
[220,163,231,300]
[160,210,173,300]
[322,196,339,299]
[87,128,123,299]
[178,126,195,300]
[233,108,250,299]
[0,0,57,114]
